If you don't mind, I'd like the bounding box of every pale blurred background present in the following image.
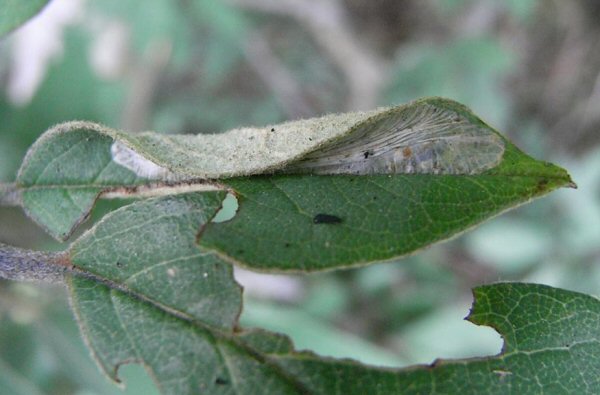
[0,1,599,394]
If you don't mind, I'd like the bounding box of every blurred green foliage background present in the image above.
[1,0,599,393]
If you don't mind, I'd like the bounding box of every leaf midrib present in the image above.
[69,271,314,394]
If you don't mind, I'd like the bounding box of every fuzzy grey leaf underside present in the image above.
[71,98,505,181]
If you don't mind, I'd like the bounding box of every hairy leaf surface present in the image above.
[11,98,573,271]
[65,193,305,393]
[2,183,592,393]
[57,197,595,393]
[70,249,600,395]
[69,191,241,330]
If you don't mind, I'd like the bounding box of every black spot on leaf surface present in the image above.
[313,213,343,224]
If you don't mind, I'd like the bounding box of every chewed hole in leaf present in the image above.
[283,103,505,175]
[212,193,239,223]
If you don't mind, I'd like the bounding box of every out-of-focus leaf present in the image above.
[240,299,407,367]
[0,358,46,395]
[398,304,502,364]
[0,0,50,38]
[556,149,600,256]
[466,218,552,271]
[385,38,514,129]
[0,30,125,181]
[504,0,539,20]
[89,0,191,68]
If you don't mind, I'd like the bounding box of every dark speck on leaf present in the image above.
[215,377,229,385]
[363,151,370,159]
[313,213,343,224]
[271,128,275,132]
[308,137,313,141]
[116,262,123,268]
[284,242,291,248]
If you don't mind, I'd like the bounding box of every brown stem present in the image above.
[0,243,72,284]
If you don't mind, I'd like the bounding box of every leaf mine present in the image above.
[283,102,505,175]
[103,98,506,180]
[110,141,177,180]
[90,97,505,181]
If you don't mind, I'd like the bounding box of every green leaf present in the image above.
[0,359,45,395]
[16,127,144,239]
[12,98,573,271]
[64,192,305,393]
[69,277,307,394]
[3,193,596,393]
[69,191,241,330]
[0,0,51,37]
[68,249,600,395]
[200,166,568,271]
[266,283,600,394]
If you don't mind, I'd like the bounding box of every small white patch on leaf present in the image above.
[110,140,174,180]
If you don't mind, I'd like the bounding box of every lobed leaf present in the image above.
[65,192,306,393]
[270,283,600,394]
[68,191,241,330]
[3,183,593,394]
[70,239,600,395]
[57,194,598,393]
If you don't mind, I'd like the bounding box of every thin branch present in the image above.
[229,0,389,110]
[0,183,21,207]
[0,243,71,284]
